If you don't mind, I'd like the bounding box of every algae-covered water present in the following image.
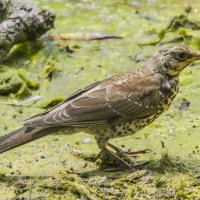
[0,0,200,199]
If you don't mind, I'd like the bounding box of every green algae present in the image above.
[1,155,199,199]
[0,0,200,199]
[0,66,24,95]
[138,14,200,46]
[0,65,41,99]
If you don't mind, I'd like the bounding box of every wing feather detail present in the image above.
[24,71,173,127]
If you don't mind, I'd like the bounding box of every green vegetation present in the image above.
[0,0,199,199]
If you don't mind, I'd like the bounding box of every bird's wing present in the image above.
[26,80,102,120]
[24,72,167,127]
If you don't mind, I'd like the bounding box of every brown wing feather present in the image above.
[25,80,103,121]
[24,70,168,127]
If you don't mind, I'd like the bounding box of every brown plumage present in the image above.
[0,43,200,169]
[25,69,172,126]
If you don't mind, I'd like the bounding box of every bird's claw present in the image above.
[107,142,151,158]
[124,148,152,155]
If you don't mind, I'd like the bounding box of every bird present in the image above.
[0,43,199,169]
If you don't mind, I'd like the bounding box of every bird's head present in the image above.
[152,44,200,76]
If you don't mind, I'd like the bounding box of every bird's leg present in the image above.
[103,148,132,169]
[96,137,132,169]
[107,142,151,158]
[108,143,151,169]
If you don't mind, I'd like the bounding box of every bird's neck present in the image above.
[146,58,180,79]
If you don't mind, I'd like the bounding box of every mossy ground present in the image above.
[0,0,200,199]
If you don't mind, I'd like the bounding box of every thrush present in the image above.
[0,43,200,169]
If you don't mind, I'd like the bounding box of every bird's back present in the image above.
[24,66,179,131]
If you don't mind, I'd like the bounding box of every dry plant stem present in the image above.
[0,0,55,60]
[47,32,122,41]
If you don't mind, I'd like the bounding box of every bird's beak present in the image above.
[193,52,200,60]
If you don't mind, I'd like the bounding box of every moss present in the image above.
[39,63,62,80]
[18,72,39,90]
[138,15,200,46]
[0,65,24,95]
[0,65,39,97]
[0,0,200,199]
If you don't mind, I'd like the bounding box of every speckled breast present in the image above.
[87,77,179,139]
[111,77,180,138]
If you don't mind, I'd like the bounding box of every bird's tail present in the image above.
[0,126,62,154]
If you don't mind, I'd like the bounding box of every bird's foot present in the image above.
[72,144,151,171]
[96,147,151,171]
[107,142,151,158]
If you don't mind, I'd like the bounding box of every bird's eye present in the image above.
[176,51,187,61]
